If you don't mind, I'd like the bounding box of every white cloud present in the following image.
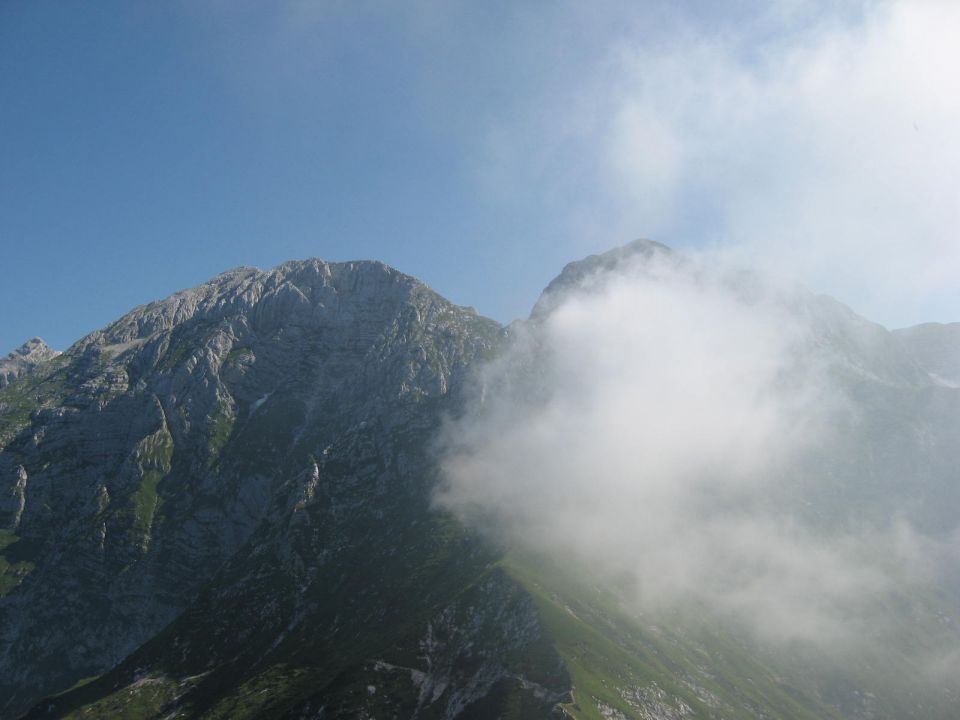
[693,0,960,324]
[435,251,950,648]
[478,0,960,326]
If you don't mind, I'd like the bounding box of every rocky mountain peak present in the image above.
[72,258,437,353]
[0,256,505,718]
[0,337,60,388]
[5,337,57,360]
[531,238,674,318]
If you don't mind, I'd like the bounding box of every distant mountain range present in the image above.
[1,241,957,719]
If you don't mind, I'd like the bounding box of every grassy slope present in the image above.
[504,550,960,720]
[502,553,842,720]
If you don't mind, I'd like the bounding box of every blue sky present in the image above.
[2,0,958,353]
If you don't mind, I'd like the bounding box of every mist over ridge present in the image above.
[2,240,958,720]
[436,240,960,656]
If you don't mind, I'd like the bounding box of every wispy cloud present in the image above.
[477,0,960,326]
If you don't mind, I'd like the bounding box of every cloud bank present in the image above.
[435,250,952,648]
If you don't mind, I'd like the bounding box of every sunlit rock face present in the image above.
[0,338,60,389]
[1,258,516,719]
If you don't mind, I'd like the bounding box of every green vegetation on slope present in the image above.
[0,355,69,445]
[129,470,164,543]
[127,426,175,545]
[206,404,235,462]
[53,674,192,720]
[502,553,840,720]
[0,529,36,596]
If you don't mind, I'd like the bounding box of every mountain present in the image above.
[531,238,674,318]
[2,244,958,720]
[893,322,960,387]
[2,260,552,719]
[0,339,60,389]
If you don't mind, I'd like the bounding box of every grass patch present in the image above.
[128,426,175,544]
[207,407,235,461]
[60,675,101,694]
[0,527,18,552]
[160,341,192,371]
[56,675,183,720]
[225,347,254,365]
[0,529,36,596]
[130,470,164,542]
[203,665,320,720]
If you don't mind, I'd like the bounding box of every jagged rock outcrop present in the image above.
[0,338,59,389]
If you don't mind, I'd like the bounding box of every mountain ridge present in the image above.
[2,242,958,720]
[0,256,506,718]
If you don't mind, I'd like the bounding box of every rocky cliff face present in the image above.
[1,259,568,719]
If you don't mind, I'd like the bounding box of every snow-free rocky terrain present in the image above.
[1,242,958,719]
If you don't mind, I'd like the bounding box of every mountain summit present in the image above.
[0,338,59,389]
[1,258,519,719]
[531,238,673,318]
